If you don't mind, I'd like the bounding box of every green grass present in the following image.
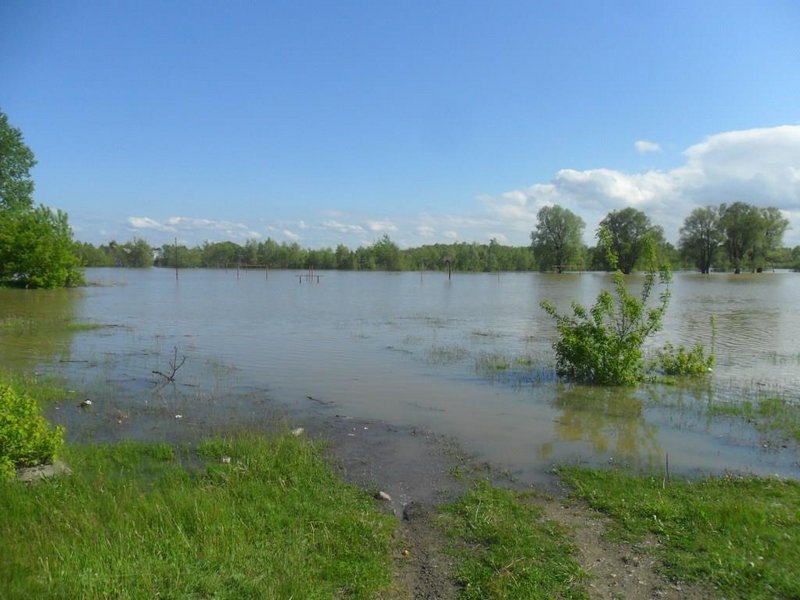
[0,433,395,599]
[559,467,800,599]
[707,396,800,442]
[0,368,71,405]
[63,321,106,333]
[439,480,588,599]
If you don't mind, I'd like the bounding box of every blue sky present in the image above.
[2,0,799,248]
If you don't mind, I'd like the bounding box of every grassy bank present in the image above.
[0,433,394,599]
[439,480,588,599]
[559,467,800,600]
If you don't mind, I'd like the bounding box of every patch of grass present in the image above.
[63,321,105,333]
[439,480,588,599]
[475,353,511,372]
[559,467,800,599]
[707,397,800,442]
[429,345,470,365]
[0,369,71,406]
[0,433,394,599]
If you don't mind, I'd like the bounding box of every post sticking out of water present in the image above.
[174,237,178,281]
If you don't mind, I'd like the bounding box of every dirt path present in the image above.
[304,410,714,600]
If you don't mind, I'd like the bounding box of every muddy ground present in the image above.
[302,410,713,600]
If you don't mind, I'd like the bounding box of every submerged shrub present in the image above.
[542,228,671,386]
[655,342,715,376]
[0,384,64,480]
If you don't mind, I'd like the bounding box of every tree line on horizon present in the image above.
[75,202,799,274]
[2,108,798,288]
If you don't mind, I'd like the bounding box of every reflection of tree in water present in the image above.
[0,288,82,369]
[551,386,662,469]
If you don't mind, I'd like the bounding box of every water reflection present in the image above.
[0,288,83,370]
[551,386,662,468]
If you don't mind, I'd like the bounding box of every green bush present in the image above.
[655,342,714,376]
[0,384,64,480]
[542,229,671,385]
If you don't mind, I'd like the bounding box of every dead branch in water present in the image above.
[152,346,186,383]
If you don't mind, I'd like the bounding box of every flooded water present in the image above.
[2,268,799,483]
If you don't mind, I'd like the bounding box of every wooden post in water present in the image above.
[174,237,178,281]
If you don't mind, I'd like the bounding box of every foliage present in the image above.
[560,467,800,599]
[0,433,394,598]
[0,204,83,287]
[598,207,656,274]
[0,384,64,480]
[541,228,671,385]
[440,480,588,599]
[0,111,36,211]
[76,238,154,268]
[530,204,586,272]
[679,206,723,273]
[718,202,788,273]
[0,110,83,288]
[654,342,714,376]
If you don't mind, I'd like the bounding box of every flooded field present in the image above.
[2,268,799,484]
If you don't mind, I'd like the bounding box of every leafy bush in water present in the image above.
[0,384,64,480]
[541,228,671,386]
[655,342,715,376]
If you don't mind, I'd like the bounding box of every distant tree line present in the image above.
[76,201,799,274]
[76,234,537,272]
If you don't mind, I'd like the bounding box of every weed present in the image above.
[0,384,64,479]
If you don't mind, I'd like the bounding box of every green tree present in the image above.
[371,235,404,271]
[719,202,763,273]
[598,208,655,274]
[0,110,83,287]
[0,205,83,287]
[758,207,790,269]
[0,112,36,211]
[530,205,585,272]
[679,206,723,274]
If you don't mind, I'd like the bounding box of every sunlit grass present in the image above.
[439,480,588,599]
[0,432,395,599]
[560,467,800,600]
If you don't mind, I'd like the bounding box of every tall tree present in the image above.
[719,202,763,273]
[757,207,790,268]
[679,206,723,273]
[598,208,654,274]
[530,205,585,272]
[0,111,36,211]
[0,110,82,287]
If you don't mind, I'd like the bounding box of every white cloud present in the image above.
[102,126,799,250]
[365,220,398,232]
[128,216,176,232]
[416,225,436,237]
[484,125,800,246]
[635,140,662,153]
[127,216,261,240]
[321,220,365,234]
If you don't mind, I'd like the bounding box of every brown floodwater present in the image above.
[1,268,798,484]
